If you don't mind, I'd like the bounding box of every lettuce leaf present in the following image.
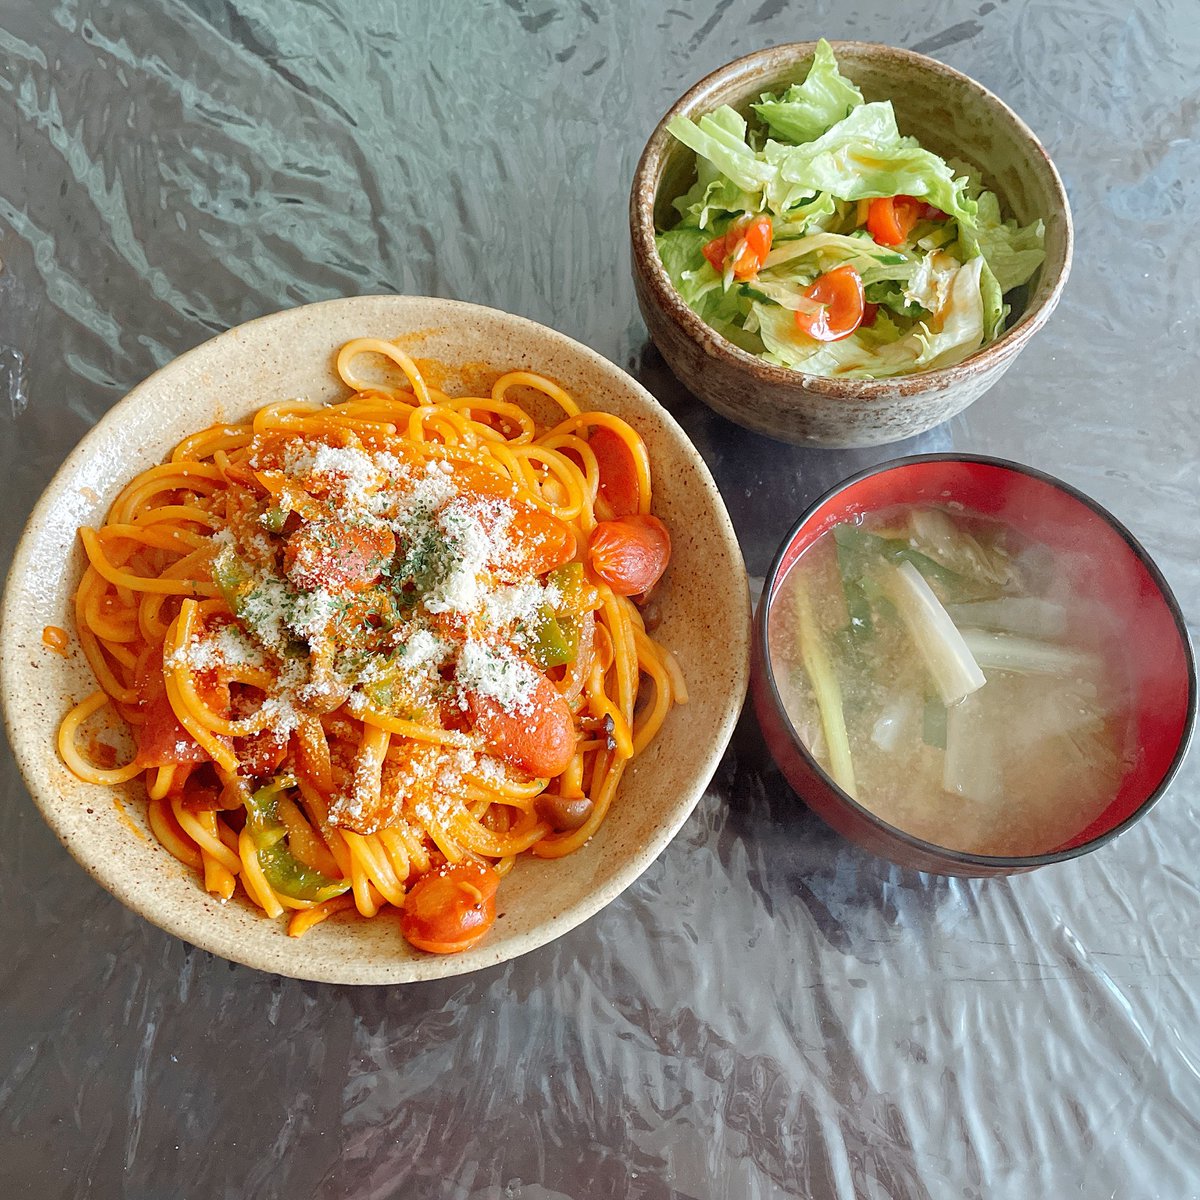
[947,157,987,200]
[655,227,722,311]
[904,249,962,313]
[975,255,1008,342]
[954,205,1011,341]
[752,38,864,144]
[860,308,906,346]
[672,173,761,230]
[751,256,986,377]
[915,255,987,368]
[971,192,1046,292]
[664,108,776,194]
[774,190,839,231]
[753,302,887,375]
[703,285,761,352]
[764,104,978,226]
[764,230,908,271]
[865,280,927,319]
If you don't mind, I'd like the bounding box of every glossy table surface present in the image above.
[1,2,1197,1197]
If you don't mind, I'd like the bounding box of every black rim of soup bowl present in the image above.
[757,453,1199,871]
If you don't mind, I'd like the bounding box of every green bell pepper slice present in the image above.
[245,778,350,903]
[258,844,351,903]
[213,549,254,618]
[528,606,578,669]
[527,564,588,669]
[261,504,288,534]
[549,562,584,606]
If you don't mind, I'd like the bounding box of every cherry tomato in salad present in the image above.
[400,860,500,954]
[701,233,728,274]
[793,264,866,343]
[587,514,671,597]
[701,215,773,280]
[866,195,926,247]
[731,215,773,278]
[588,426,642,518]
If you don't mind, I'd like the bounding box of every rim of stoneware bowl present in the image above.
[756,453,1197,870]
[630,40,1075,399]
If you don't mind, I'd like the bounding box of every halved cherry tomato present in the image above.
[793,264,865,343]
[506,507,577,576]
[400,860,500,954]
[468,672,577,779]
[701,215,773,280]
[587,514,671,597]
[588,426,641,518]
[732,215,773,278]
[136,687,208,767]
[134,656,229,768]
[861,301,879,327]
[283,520,396,591]
[701,234,729,274]
[866,195,925,247]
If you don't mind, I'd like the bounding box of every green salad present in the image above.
[655,40,1046,379]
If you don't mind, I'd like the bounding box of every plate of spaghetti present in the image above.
[0,296,749,983]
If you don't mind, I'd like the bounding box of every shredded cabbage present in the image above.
[654,39,1046,380]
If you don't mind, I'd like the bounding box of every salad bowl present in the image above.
[630,41,1073,447]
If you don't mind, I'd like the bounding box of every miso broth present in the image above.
[768,504,1133,856]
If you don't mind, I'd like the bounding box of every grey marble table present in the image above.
[1,2,1197,1197]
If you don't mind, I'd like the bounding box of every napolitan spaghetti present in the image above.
[57,337,685,954]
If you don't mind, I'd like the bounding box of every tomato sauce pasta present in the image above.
[58,337,684,953]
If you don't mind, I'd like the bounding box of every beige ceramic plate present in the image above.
[0,296,750,984]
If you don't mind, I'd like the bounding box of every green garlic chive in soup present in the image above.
[768,505,1133,856]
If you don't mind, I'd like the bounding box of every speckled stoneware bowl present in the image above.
[630,41,1073,447]
[0,296,750,984]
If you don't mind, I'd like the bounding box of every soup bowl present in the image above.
[751,455,1196,876]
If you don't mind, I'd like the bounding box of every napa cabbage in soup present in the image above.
[768,504,1132,856]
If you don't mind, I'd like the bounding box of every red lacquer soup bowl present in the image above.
[751,455,1196,876]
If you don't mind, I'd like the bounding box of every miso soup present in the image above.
[768,504,1133,856]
